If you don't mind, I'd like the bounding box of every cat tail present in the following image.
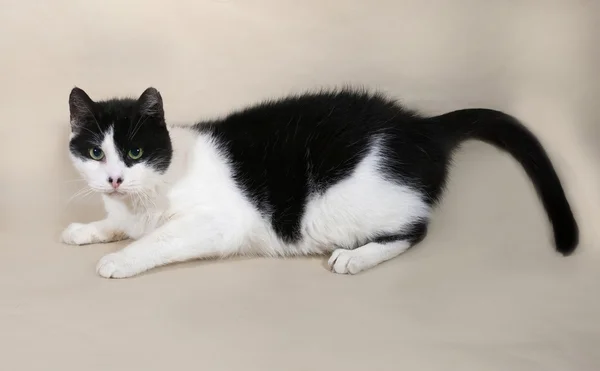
[430,108,579,256]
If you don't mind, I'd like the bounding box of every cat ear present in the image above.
[137,87,164,119]
[69,87,95,132]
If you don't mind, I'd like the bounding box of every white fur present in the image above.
[328,240,412,274]
[63,126,430,278]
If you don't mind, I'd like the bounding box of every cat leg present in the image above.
[95,214,241,279]
[328,223,428,275]
[328,241,411,274]
[61,219,127,246]
[61,193,134,245]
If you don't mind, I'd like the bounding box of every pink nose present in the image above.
[108,177,123,189]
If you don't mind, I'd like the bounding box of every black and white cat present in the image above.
[62,87,579,278]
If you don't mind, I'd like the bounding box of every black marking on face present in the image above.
[68,87,172,173]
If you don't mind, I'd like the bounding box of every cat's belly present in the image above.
[299,178,429,252]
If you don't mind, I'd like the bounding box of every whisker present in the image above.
[67,186,94,204]
[82,105,103,134]
[128,115,143,139]
[63,179,87,183]
[76,125,102,142]
[130,115,150,140]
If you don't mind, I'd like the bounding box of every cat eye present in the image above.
[89,147,104,161]
[128,148,143,160]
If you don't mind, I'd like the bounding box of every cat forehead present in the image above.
[75,107,139,138]
[95,102,137,122]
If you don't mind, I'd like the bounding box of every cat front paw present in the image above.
[328,248,370,275]
[96,252,143,279]
[61,223,101,245]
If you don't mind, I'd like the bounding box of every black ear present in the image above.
[69,87,95,132]
[137,87,164,119]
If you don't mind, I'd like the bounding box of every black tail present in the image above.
[431,108,579,255]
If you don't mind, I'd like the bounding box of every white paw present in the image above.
[328,248,370,275]
[61,223,100,245]
[96,252,141,279]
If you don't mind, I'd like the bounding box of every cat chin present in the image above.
[104,191,127,199]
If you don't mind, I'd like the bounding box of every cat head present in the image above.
[68,87,172,198]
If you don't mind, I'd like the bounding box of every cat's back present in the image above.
[193,90,414,187]
[195,89,413,140]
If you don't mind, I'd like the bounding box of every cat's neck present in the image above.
[164,124,198,180]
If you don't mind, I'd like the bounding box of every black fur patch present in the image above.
[372,222,429,246]
[194,90,428,243]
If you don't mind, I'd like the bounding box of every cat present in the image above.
[61,86,579,278]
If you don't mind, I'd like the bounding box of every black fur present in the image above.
[194,89,578,255]
[372,222,429,246]
[68,87,173,173]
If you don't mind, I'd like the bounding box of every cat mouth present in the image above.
[106,190,126,197]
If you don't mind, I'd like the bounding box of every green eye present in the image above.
[128,148,143,160]
[89,147,104,160]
